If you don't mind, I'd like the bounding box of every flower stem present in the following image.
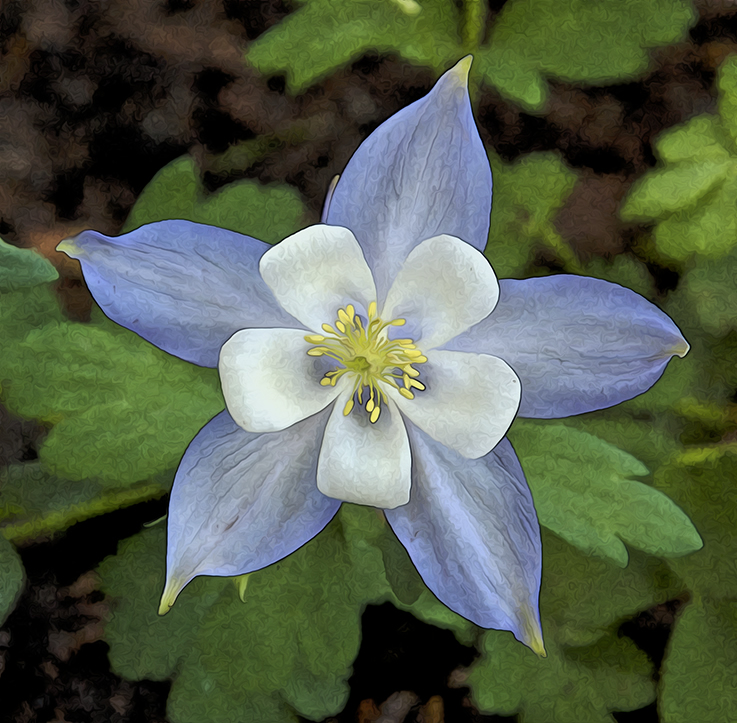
[461,0,487,53]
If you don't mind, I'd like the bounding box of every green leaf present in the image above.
[97,525,227,681]
[660,596,737,723]
[620,160,733,220]
[510,421,702,566]
[0,462,168,544]
[476,0,695,110]
[99,516,396,722]
[468,626,655,722]
[0,238,58,291]
[558,410,683,470]
[653,451,737,598]
[718,54,737,151]
[583,254,654,300]
[653,174,737,260]
[122,155,308,244]
[682,249,737,336]
[0,284,65,348]
[656,113,731,164]
[338,505,476,643]
[620,110,737,261]
[540,529,682,647]
[246,0,461,93]
[0,535,24,625]
[485,151,578,276]
[0,320,224,484]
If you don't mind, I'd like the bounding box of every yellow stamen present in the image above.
[305,302,427,423]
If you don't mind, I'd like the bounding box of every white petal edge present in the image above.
[317,395,411,509]
[381,235,498,351]
[219,328,342,433]
[389,349,520,459]
[259,224,377,333]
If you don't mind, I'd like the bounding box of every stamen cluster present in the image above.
[305,302,426,423]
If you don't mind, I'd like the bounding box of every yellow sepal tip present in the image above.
[158,578,184,616]
[56,238,82,257]
[450,56,473,87]
[674,339,690,358]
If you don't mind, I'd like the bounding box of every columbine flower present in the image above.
[57,57,688,654]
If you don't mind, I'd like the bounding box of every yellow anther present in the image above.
[306,302,427,422]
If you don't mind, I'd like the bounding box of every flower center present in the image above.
[305,302,426,423]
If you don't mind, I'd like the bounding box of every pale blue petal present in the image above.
[444,275,690,419]
[385,426,543,649]
[60,221,300,367]
[326,58,492,302]
[160,410,340,610]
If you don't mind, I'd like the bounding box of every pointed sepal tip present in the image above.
[158,577,184,616]
[521,604,547,658]
[56,237,82,258]
[449,55,473,87]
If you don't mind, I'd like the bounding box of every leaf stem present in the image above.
[461,0,487,53]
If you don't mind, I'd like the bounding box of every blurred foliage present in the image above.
[247,0,694,110]
[0,238,58,292]
[470,629,655,721]
[0,462,168,544]
[485,151,580,276]
[660,596,737,722]
[0,534,24,626]
[122,155,309,243]
[247,0,462,93]
[621,56,737,261]
[476,0,695,110]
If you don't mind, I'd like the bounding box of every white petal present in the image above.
[259,224,376,332]
[389,350,520,459]
[219,328,341,433]
[381,235,498,350]
[317,397,411,509]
